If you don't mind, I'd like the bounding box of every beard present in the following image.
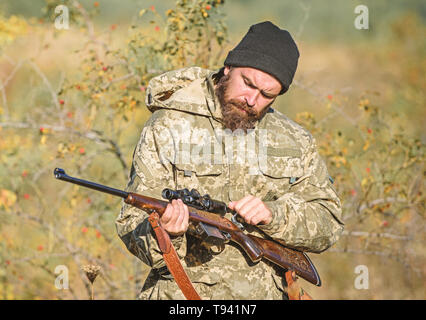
[214,72,270,132]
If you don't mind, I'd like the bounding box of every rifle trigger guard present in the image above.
[231,213,245,231]
[221,231,231,241]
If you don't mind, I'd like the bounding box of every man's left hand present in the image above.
[229,195,273,226]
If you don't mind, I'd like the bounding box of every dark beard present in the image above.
[214,72,270,132]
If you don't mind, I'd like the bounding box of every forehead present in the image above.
[232,67,281,93]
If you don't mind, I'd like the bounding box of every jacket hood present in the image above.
[145,67,219,118]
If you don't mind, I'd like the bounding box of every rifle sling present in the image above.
[284,270,313,300]
[148,211,201,300]
[148,211,313,300]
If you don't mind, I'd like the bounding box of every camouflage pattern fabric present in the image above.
[115,67,344,299]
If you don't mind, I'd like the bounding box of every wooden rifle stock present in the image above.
[54,168,321,286]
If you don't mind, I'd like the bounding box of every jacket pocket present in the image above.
[248,147,304,200]
[172,155,224,198]
[174,161,223,177]
[258,146,304,179]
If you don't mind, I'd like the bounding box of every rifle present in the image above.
[53,168,321,287]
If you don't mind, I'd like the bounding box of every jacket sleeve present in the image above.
[115,113,187,270]
[258,136,344,253]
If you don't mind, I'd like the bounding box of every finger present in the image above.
[247,204,272,225]
[247,207,265,225]
[175,202,189,233]
[238,197,261,219]
[174,199,186,227]
[228,200,240,210]
[170,199,181,223]
[163,200,179,234]
[170,200,189,235]
[240,202,263,224]
[233,195,255,213]
[161,202,174,224]
[182,201,189,229]
[163,200,180,227]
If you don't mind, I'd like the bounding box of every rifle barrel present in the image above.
[54,168,129,199]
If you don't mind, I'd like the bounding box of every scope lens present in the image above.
[162,189,173,199]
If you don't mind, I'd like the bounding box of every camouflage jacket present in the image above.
[116,67,344,300]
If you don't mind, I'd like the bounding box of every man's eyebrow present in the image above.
[241,74,277,98]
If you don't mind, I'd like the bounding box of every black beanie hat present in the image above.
[224,21,299,95]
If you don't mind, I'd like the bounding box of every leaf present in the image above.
[40,135,47,145]
[0,189,17,211]
[362,139,370,151]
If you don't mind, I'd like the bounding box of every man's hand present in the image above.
[229,195,273,225]
[160,199,189,236]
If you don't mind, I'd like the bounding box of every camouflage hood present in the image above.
[145,67,220,119]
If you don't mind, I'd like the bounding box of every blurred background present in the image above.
[0,0,424,299]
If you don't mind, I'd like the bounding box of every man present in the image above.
[116,21,344,299]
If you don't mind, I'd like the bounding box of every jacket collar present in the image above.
[204,68,224,122]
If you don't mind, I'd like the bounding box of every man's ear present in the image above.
[224,65,231,76]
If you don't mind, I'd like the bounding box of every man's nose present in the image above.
[245,90,258,108]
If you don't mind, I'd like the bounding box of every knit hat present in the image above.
[224,21,299,94]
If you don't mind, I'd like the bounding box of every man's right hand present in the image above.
[160,199,189,236]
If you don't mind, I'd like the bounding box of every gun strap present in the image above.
[284,270,313,300]
[148,211,201,300]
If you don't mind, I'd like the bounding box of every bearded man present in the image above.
[116,21,344,300]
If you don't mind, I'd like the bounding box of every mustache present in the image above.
[227,99,259,117]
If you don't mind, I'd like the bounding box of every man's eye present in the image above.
[245,80,255,88]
